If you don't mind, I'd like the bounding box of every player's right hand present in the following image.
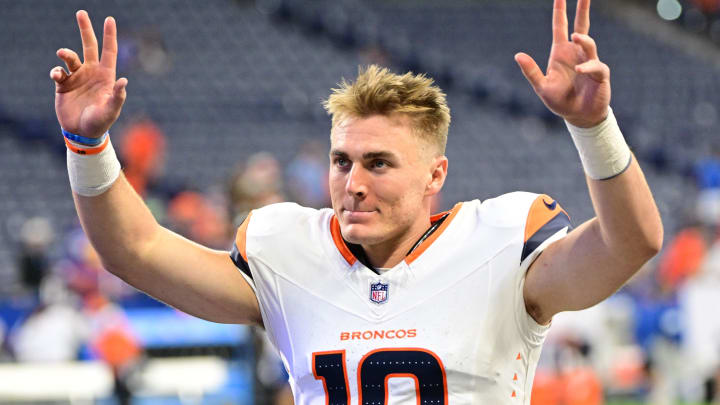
[51,10,127,138]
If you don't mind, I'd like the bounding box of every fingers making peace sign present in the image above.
[50,10,128,138]
[515,0,611,128]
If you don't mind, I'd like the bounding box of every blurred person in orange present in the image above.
[119,117,166,197]
[167,190,229,249]
[692,0,720,14]
[84,293,141,405]
[658,225,709,291]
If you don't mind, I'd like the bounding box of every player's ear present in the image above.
[425,156,448,197]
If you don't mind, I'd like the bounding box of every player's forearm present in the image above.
[72,172,163,275]
[565,108,663,267]
[74,179,262,324]
[586,156,663,266]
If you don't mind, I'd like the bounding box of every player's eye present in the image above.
[372,160,388,169]
[334,158,350,168]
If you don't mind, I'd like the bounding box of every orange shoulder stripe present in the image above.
[524,194,569,243]
[235,212,253,262]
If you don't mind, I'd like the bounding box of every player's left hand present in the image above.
[515,0,610,128]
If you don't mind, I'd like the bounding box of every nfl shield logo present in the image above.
[370,281,389,304]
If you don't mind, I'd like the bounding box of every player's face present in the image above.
[329,114,445,249]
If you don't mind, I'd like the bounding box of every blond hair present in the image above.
[324,65,451,155]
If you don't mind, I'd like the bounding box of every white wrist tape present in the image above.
[67,139,122,196]
[565,107,632,180]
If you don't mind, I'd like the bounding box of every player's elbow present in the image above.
[633,221,663,264]
[644,213,664,253]
[648,225,664,256]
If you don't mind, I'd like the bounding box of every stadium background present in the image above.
[0,0,719,403]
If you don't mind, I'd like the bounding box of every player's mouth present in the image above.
[342,208,377,222]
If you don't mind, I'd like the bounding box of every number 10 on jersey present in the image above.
[313,348,448,404]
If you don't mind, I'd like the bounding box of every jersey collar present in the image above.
[329,202,463,267]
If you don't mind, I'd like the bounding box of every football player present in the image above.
[50,0,662,403]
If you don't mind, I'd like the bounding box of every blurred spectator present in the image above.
[697,188,720,229]
[57,227,135,301]
[631,272,684,404]
[119,117,167,197]
[657,224,711,291]
[137,29,172,75]
[531,370,563,405]
[544,295,638,393]
[115,27,170,76]
[532,339,604,405]
[9,275,87,363]
[692,0,720,14]
[167,190,229,249]
[228,152,285,228]
[694,147,720,231]
[17,216,54,296]
[695,147,720,190]
[563,366,603,405]
[84,293,142,405]
[286,140,330,209]
[680,235,720,403]
[117,32,139,74]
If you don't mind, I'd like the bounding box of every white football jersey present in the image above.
[230,192,571,404]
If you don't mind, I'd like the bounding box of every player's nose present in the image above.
[345,165,368,198]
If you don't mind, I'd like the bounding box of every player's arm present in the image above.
[515,0,663,324]
[51,11,261,325]
[73,175,261,324]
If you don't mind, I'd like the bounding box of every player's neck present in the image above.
[362,217,433,269]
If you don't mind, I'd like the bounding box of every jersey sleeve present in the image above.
[230,212,256,292]
[520,194,572,268]
[227,202,324,361]
[515,194,572,344]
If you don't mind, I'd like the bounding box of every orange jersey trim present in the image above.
[524,195,569,243]
[330,215,357,265]
[405,202,463,265]
[329,203,463,267]
[234,212,253,262]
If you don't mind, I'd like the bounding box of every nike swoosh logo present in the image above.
[543,199,557,210]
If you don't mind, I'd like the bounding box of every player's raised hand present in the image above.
[514,0,610,128]
[50,11,128,138]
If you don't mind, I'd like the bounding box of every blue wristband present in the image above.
[61,128,107,146]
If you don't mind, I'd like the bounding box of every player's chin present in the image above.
[340,224,382,246]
